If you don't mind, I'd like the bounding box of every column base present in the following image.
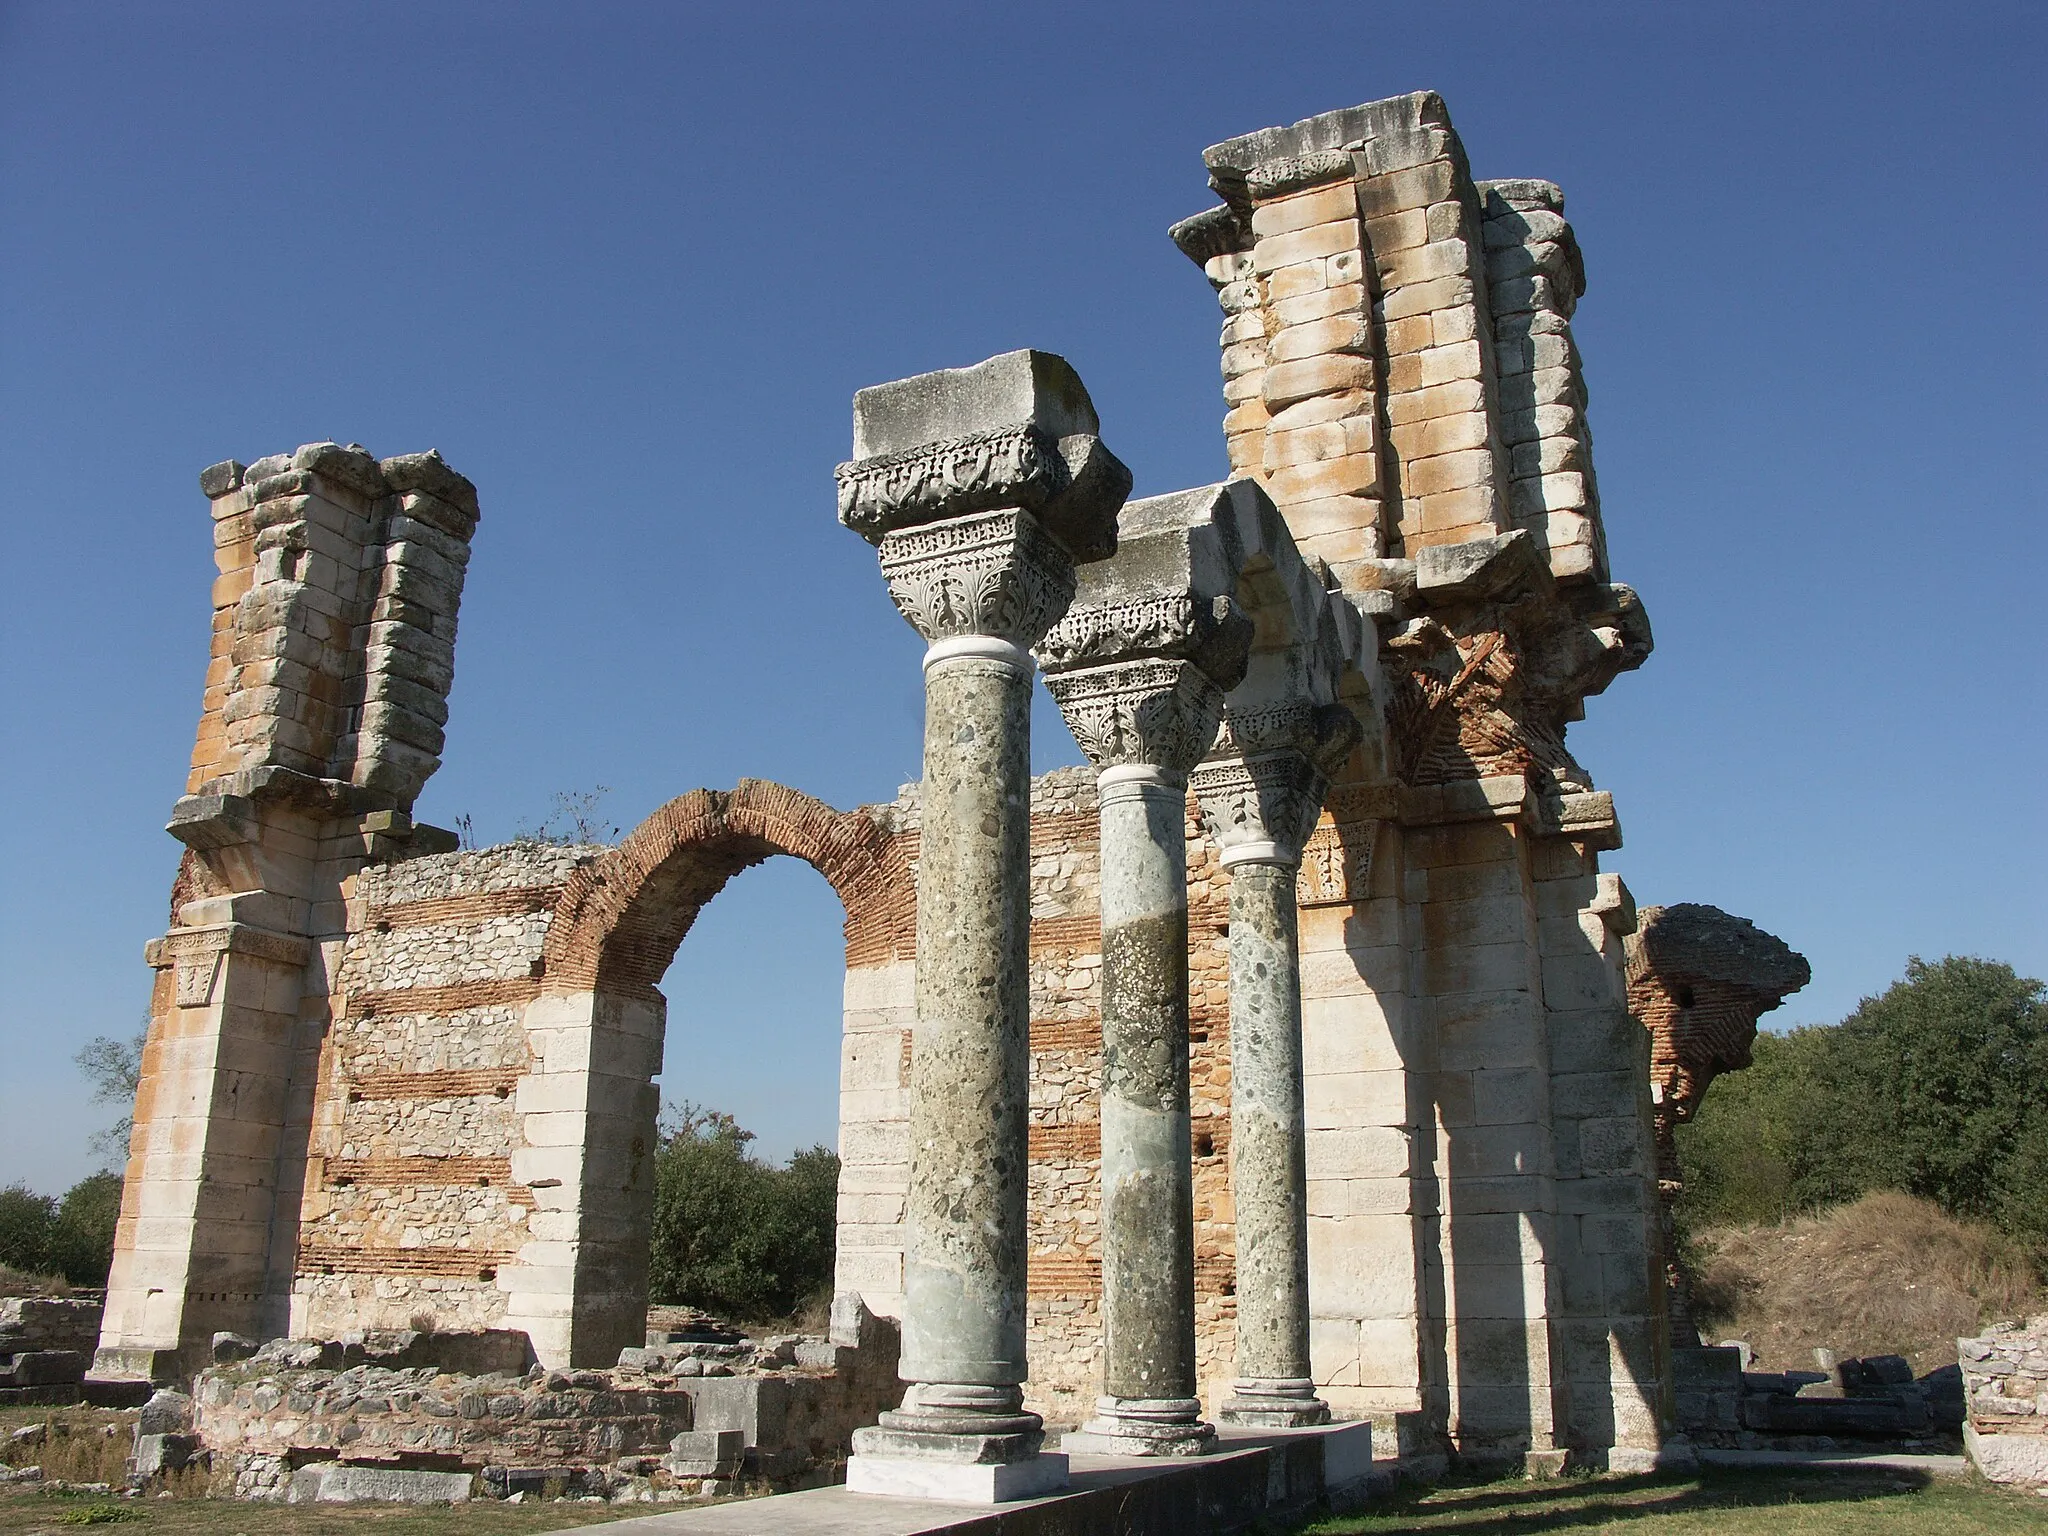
[1219,1378,1331,1429]
[1062,1395,1217,1457]
[845,1448,1070,1503]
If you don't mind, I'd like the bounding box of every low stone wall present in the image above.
[1961,1320,2048,1485]
[0,1297,104,1404]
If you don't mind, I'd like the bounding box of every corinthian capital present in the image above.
[878,508,1079,650]
[1036,482,1263,779]
[1193,704,1362,867]
[1043,658,1226,779]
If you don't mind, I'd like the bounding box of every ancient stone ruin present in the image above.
[88,89,1799,1507]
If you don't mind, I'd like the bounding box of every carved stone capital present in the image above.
[1212,701,1360,780]
[878,508,1077,650]
[1191,753,1327,868]
[1043,658,1226,779]
[1037,592,1252,683]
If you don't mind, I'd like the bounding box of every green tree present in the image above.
[646,1105,838,1320]
[50,1172,124,1285]
[0,1184,58,1276]
[1676,956,2048,1258]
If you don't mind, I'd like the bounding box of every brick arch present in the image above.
[540,779,914,999]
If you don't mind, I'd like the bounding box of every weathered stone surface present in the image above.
[289,1462,474,1503]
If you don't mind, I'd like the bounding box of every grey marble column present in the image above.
[836,351,1127,1501]
[1036,486,1253,1455]
[1193,710,1358,1428]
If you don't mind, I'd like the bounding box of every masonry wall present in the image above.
[293,843,590,1339]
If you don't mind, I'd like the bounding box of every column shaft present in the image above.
[899,650,1035,1399]
[1066,772,1214,1454]
[1224,857,1330,1425]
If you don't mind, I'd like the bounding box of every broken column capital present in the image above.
[838,351,1130,658]
[1036,482,1259,780]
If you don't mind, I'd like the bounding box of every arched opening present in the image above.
[502,781,914,1367]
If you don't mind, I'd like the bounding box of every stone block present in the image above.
[289,1462,474,1503]
[1354,159,1457,220]
[1253,181,1362,238]
[1435,991,1543,1071]
[1305,1069,1408,1127]
[1405,447,1495,497]
[1253,219,1361,273]
[1265,260,1327,303]
[666,1428,743,1476]
[1264,355,1374,411]
[1309,1125,1413,1181]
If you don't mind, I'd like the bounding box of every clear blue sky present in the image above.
[2,2,2042,1193]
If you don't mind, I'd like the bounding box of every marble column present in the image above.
[835,350,1127,1502]
[1041,602,1250,1453]
[1193,706,1358,1428]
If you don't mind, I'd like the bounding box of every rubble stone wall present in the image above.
[1961,1320,2048,1485]
[293,842,592,1339]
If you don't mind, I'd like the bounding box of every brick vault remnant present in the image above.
[1624,904,1809,1345]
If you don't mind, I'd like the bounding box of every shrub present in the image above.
[0,1184,58,1276]
[646,1106,838,1321]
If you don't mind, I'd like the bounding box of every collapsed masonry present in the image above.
[1622,904,1810,1347]
[92,89,1786,1492]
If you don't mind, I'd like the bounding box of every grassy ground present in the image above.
[1304,1467,2046,1535]
[0,1488,636,1536]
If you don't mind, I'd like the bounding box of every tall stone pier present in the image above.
[1037,484,1256,1456]
[835,350,1128,1501]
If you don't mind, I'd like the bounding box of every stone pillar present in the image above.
[1194,706,1358,1427]
[836,350,1127,1502]
[1036,484,1255,1456]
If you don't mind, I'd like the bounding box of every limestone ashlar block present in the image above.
[1251,181,1360,239]
[1263,354,1375,411]
[1273,282,1368,328]
[1378,272,1475,325]
[1434,991,1545,1071]
[1308,1217,1428,1316]
[1305,1070,1408,1127]
[1308,1125,1414,1181]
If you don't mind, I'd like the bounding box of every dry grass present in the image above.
[1690,1192,2043,1374]
[0,1410,139,1487]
